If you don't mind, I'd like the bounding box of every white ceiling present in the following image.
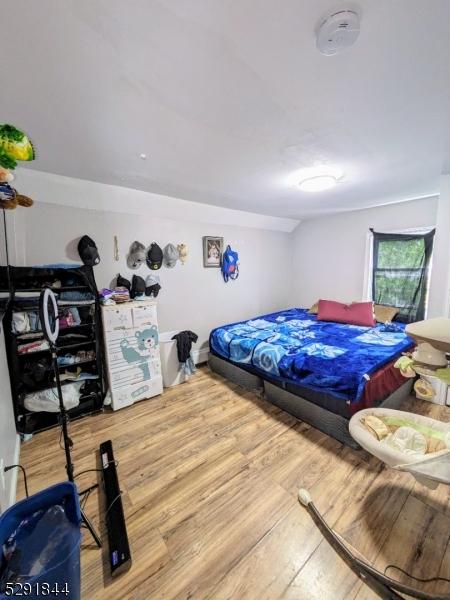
[1,0,450,219]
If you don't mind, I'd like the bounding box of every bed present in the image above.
[208,308,415,448]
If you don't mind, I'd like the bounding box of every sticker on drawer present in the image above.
[104,308,133,331]
[132,305,157,328]
[111,376,163,411]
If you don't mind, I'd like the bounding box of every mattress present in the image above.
[209,308,414,418]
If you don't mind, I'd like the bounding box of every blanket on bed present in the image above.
[209,308,413,403]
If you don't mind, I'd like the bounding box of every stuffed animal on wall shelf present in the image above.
[0,124,35,211]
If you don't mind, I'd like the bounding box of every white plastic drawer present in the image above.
[132,304,158,328]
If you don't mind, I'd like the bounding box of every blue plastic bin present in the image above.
[0,482,81,600]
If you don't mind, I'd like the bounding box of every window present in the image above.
[371,229,435,323]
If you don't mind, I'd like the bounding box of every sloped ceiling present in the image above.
[1,0,449,219]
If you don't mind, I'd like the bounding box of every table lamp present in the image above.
[406,318,450,381]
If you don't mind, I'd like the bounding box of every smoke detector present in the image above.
[316,10,360,56]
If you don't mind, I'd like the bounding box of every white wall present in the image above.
[0,325,20,512]
[428,175,450,317]
[290,197,439,309]
[12,171,295,353]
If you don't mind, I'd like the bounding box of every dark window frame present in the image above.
[371,228,435,323]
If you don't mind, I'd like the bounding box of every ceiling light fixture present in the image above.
[294,165,344,192]
[299,174,338,192]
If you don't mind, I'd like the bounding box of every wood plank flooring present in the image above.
[16,366,450,599]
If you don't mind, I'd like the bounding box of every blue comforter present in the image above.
[210,308,413,403]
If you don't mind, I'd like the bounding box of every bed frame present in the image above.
[208,353,414,449]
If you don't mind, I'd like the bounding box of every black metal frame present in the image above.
[1,264,105,434]
[301,494,448,600]
[371,229,435,323]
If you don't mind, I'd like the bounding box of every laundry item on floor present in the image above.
[171,330,198,376]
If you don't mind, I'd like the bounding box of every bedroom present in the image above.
[0,1,450,599]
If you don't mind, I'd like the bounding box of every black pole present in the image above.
[51,345,74,482]
[50,343,102,547]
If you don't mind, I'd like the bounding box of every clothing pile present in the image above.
[57,290,95,306]
[18,340,50,355]
[12,311,42,334]
[100,287,130,305]
[171,330,198,376]
[57,350,95,366]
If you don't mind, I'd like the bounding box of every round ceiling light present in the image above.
[299,174,338,192]
[295,165,343,192]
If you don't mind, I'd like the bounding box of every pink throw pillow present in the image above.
[317,300,375,327]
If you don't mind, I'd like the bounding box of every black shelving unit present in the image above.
[2,265,105,434]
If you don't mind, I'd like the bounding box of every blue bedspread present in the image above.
[210,308,413,403]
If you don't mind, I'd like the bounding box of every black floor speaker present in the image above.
[100,440,132,576]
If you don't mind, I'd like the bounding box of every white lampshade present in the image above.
[406,318,450,353]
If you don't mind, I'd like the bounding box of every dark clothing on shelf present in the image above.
[171,330,198,363]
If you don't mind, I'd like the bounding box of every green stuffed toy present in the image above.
[0,124,35,210]
[0,124,34,169]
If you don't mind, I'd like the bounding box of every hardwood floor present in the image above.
[17,366,450,599]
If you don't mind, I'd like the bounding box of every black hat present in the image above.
[146,243,163,270]
[78,235,100,266]
[116,273,131,291]
[131,275,146,299]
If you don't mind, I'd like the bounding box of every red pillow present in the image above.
[317,300,375,327]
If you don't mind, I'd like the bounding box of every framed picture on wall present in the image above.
[203,236,223,268]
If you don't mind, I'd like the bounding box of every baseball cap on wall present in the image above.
[78,235,100,266]
[146,243,163,270]
[163,243,179,268]
[128,241,146,269]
